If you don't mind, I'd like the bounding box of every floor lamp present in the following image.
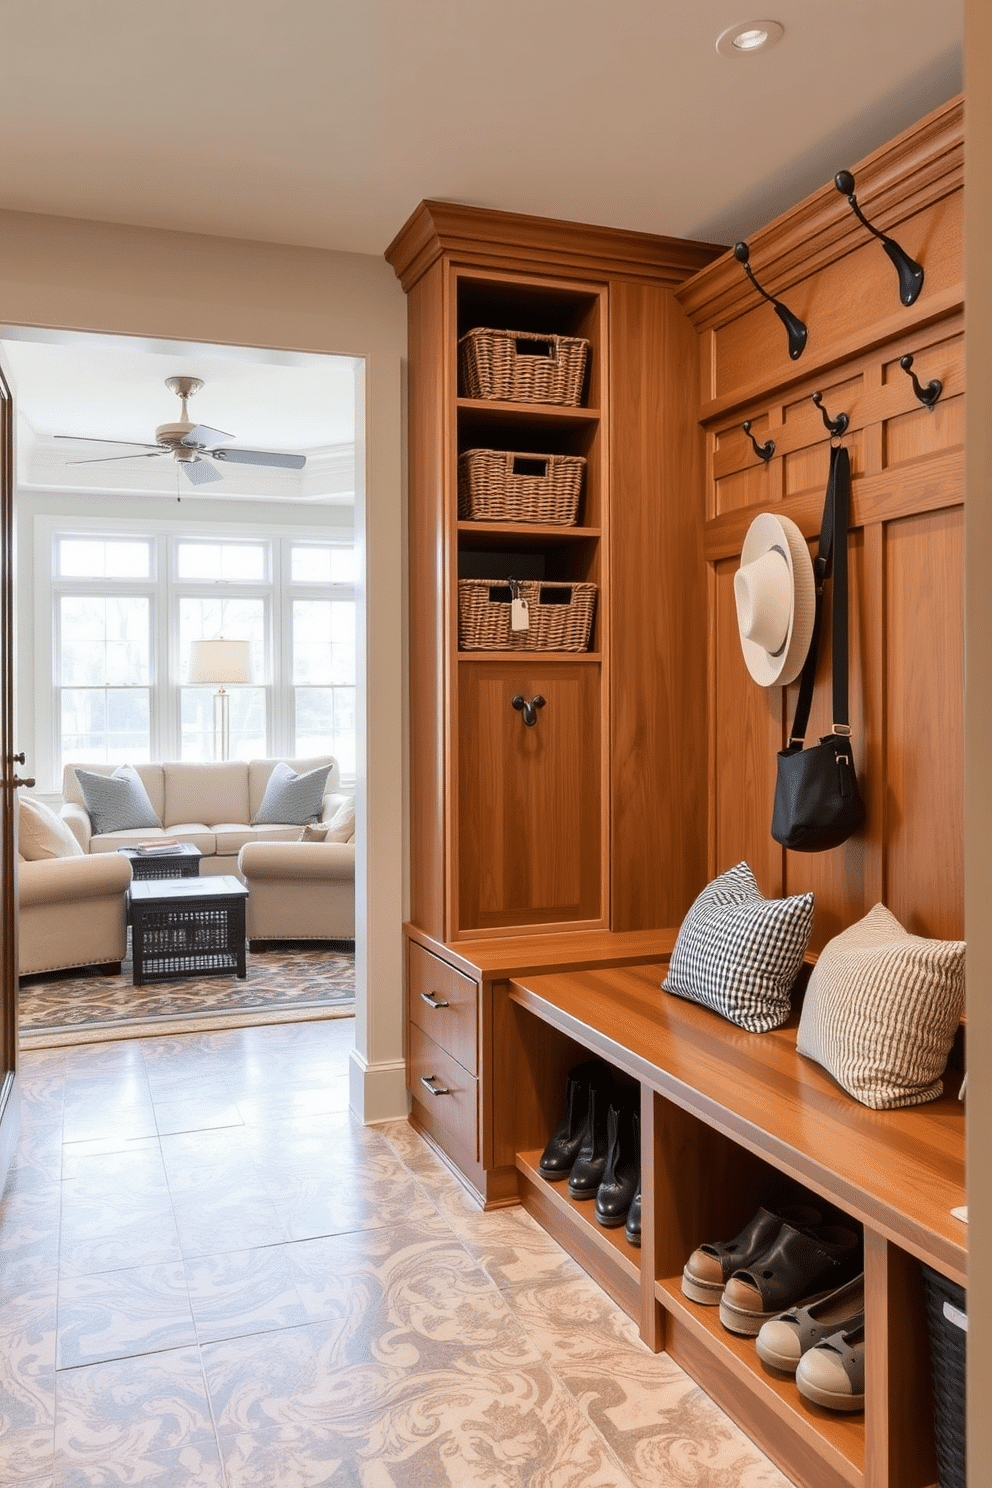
[188,639,252,760]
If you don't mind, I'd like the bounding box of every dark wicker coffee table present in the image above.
[129,874,248,986]
[118,843,202,880]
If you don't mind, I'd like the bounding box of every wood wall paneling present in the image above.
[712,558,783,891]
[883,507,964,939]
[692,104,963,956]
[608,281,709,930]
[783,529,872,952]
[707,189,963,409]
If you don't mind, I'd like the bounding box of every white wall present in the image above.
[0,208,409,1122]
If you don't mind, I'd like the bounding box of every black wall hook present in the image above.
[899,354,942,410]
[734,242,808,361]
[834,170,924,307]
[812,392,849,438]
[742,420,775,462]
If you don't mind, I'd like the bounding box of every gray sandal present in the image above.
[755,1273,865,1373]
[795,1323,866,1412]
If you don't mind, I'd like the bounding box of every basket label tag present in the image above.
[943,1300,968,1332]
[511,597,530,631]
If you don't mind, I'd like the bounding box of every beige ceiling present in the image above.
[1,1,963,257]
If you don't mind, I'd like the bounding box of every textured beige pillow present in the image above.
[19,797,84,860]
[797,903,965,1109]
[326,797,355,843]
[298,823,329,842]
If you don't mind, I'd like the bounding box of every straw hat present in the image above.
[734,513,816,687]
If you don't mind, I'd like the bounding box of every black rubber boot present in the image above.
[625,1185,642,1246]
[596,1103,639,1227]
[539,1058,603,1179]
[568,1073,615,1199]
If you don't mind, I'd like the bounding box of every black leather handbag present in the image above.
[771,444,866,852]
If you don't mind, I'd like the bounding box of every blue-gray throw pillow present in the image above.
[662,861,814,1033]
[74,764,162,834]
[252,761,331,826]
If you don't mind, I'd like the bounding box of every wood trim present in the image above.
[662,1302,862,1488]
[385,200,725,293]
[696,288,963,428]
[863,1230,939,1488]
[703,448,964,562]
[677,95,963,330]
[709,321,964,477]
[517,1152,642,1319]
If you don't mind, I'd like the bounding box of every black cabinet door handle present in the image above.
[511,694,546,727]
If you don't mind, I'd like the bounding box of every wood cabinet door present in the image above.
[456,661,605,933]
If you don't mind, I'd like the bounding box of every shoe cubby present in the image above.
[494,998,645,1318]
[502,960,960,1488]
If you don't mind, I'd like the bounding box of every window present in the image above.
[48,524,355,781]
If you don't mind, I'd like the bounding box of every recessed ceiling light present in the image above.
[716,19,785,57]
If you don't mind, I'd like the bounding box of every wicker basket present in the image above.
[458,579,596,652]
[459,327,590,406]
[921,1265,966,1488]
[458,449,585,525]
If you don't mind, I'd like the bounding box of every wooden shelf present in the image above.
[458,650,601,663]
[457,396,600,427]
[457,522,601,543]
[516,1149,640,1320]
[656,1277,864,1488]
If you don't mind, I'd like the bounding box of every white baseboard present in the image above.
[348,1049,409,1123]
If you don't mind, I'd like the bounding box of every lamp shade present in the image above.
[188,638,252,685]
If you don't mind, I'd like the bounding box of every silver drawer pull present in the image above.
[420,990,450,1009]
[421,1074,451,1097]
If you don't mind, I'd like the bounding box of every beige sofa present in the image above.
[60,757,347,877]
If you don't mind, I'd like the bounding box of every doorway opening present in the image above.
[3,325,365,1047]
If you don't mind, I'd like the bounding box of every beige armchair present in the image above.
[237,839,355,946]
[18,852,132,978]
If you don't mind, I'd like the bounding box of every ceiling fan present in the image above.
[56,375,307,486]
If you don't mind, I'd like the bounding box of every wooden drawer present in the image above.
[408,1022,479,1159]
[408,941,478,1074]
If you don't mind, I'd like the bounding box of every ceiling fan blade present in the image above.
[181,423,235,448]
[183,457,223,486]
[56,434,165,450]
[67,451,171,466]
[211,447,307,470]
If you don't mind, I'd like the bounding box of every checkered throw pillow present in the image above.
[662,862,814,1033]
[797,904,965,1109]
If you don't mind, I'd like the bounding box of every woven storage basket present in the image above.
[458,579,597,651]
[459,328,590,406]
[458,449,585,525]
[921,1265,966,1488]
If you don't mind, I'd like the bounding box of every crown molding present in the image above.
[676,94,963,331]
[384,199,724,292]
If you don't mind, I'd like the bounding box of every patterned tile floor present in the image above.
[0,1019,793,1487]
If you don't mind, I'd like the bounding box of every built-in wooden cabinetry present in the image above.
[386,206,721,1195]
[388,93,965,1488]
[386,203,721,949]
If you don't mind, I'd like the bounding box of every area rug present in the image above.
[18,940,355,1050]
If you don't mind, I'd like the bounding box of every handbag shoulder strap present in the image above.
[787,443,851,745]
